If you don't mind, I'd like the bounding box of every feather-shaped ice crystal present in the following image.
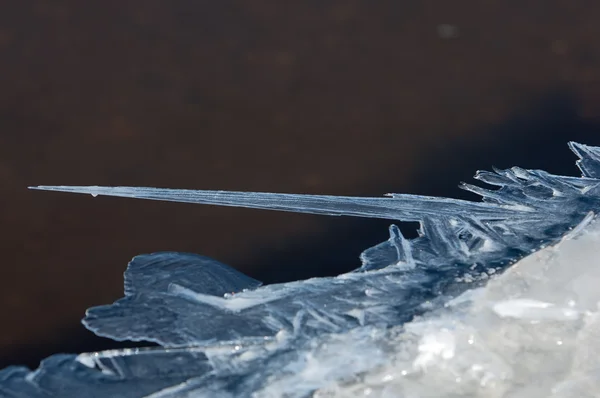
[2,142,600,397]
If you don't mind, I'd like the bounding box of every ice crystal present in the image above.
[2,142,600,397]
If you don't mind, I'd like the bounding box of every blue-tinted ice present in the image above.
[2,142,600,397]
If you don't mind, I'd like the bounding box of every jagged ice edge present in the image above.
[1,142,600,396]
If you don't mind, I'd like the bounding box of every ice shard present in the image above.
[2,141,600,397]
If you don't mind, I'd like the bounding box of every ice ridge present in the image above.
[1,142,599,397]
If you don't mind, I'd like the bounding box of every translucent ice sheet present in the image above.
[2,142,600,397]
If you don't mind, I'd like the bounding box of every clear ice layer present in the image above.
[2,142,600,397]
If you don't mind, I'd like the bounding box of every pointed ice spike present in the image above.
[569,141,600,179]
[28,186,527,221]
[390,224,414,265]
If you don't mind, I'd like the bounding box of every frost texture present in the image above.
[2,142,600,397]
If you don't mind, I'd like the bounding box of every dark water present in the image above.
[1,1,600,369]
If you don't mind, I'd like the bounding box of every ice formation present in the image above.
[2,142,600,397]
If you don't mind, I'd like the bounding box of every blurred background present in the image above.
[1,1,600,368]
